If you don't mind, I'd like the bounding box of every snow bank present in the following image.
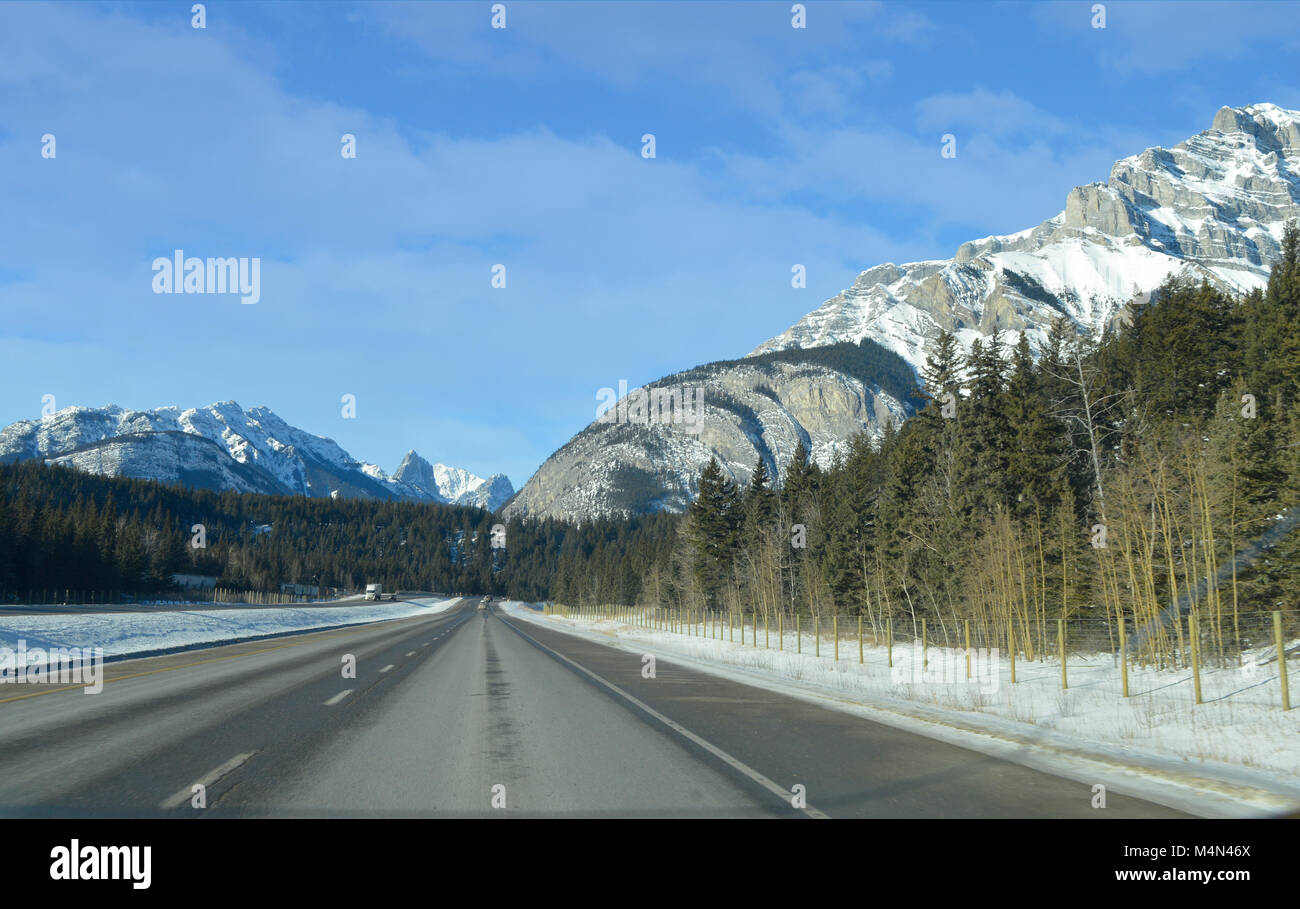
[0,597,459,667]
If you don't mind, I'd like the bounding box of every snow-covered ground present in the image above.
[0,597,459,667]
[503,603,1300,817]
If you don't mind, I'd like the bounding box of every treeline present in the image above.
[632,224,1300,665]
[674,337,922,406]
[0,461,671,603]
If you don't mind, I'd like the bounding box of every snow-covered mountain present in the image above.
[754,103,1300,366]
[389,450,515,510]
[0,401,514,510]
[507,102,1300,522]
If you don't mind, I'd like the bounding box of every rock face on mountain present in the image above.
[0,402,514,510]
[392,449,441,495]
[504,343,915,520]
[460,473,516,512]
[508,103,1300,522]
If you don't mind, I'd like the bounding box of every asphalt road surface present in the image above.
[0,601,1190,818]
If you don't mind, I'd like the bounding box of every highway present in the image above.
[0,600,1189,818]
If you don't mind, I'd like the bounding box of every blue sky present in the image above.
[2,1,1298,486]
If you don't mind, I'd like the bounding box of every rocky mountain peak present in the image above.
[394,450,436,487]
[1211,103,1300,151]
[752,102,1300,369]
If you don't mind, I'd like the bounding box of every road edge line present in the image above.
[498,613,827,819]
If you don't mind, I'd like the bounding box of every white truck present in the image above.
[365,583,382,601]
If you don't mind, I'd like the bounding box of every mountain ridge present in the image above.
[0,401,515,510]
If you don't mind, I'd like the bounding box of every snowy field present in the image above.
[0,597,459,667]
[503,603,1300,817]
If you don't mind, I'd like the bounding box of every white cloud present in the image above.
[915,87,1072,138]
[1032,1,1300,76]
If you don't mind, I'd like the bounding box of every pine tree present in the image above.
[920,328,963,403]
[954,334,1011,516]
[783,439,822,524]
[1243,221,1300,406]
[743,456,775,545]
[1006,334,1067,517]
[686,458,741,609]
[150,527,188,585]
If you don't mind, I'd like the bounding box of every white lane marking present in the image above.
[324,689,353,706]
[503,618,829,819]
[379,664,394,673]
[406,651,416,657]
[160,751,256,809]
